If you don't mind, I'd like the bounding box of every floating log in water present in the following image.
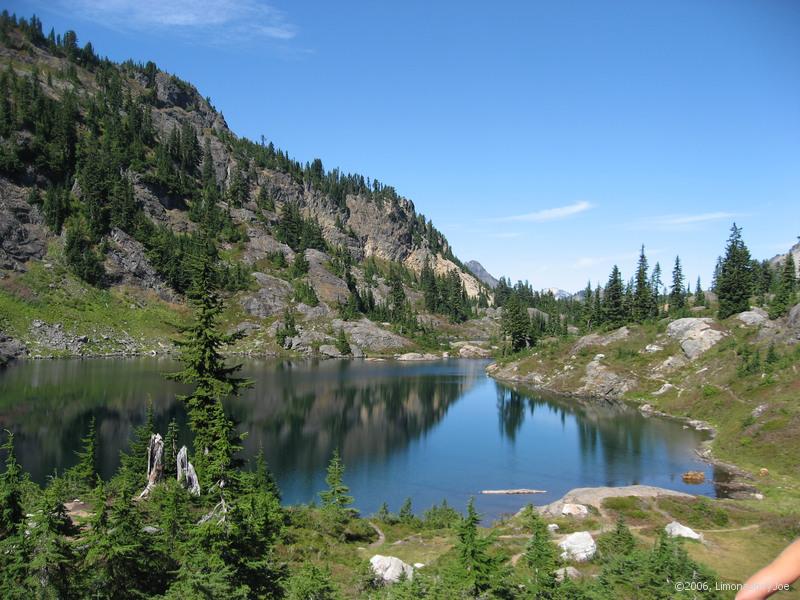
[480,489,547,495]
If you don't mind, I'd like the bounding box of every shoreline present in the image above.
[486,367,763,502]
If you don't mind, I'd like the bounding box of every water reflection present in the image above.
[0,358,714,518]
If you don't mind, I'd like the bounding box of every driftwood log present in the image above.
[177,445,201,496]
[138,434,164,499]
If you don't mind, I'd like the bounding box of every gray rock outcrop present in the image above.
[240,273,293,318]
[572,326,630,353]
[369,555,414,584]
[465,260,499,288]
[577,354,634,399]
[664,521,702,540]
[0,332,25,366]
[558,532,596,562]
[666,318,726,360]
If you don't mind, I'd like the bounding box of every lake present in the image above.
[0,357,716,520]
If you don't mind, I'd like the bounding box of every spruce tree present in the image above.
[0,431,24,540]
[501,294,531,352]
[319,449,354,515]
[717,223,753,319]
[168,245,253,489]
[694,276,705,307]
[71,416,98,490]
[769,254,797,318]
[523,506,558,593]
[602,265,626,327]
[669,256,685,314]
[632,245,652,322]
[456,498,499,596]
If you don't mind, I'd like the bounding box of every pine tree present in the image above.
[116,399,154,490]
[252,446,281,501]
[694,276,705,307]
[168,247,253,489]
[769,254,797,318]
[24,486,79,598]
[285,563,339,600]
[669,256,685,314]
[602,265,626,327]
[717,223,753,319]
[501,294,531,352]
[334,328,351,355]
[523,506,558,593]
[456,498,499,596]
[650,262,663,317]
[319,449,354,515]
[71,416,98,490]
[0,431,24,540]
[399,497,415,524]
[633,245,652,322]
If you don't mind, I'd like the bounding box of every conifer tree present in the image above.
[523,506,558,593]
[669,255,685,313]
[769,254,797,318]
[71,416,98,490]
[501,294,531,352]
[456,498,499,596]
[602,265,625,327]
[633,245,652,322]
[0,431,24,540]
[163,418,180,478]
[168,244,252,489]
[24,486,79,598]
[694,276,705,307]
[650,262,663,317]
[319,449,354,515]
[717,223,753,319]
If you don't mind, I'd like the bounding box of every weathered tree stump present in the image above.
[138,433,164,499]
[177,445,201,496]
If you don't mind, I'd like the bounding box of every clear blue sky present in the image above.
[11,0,800,291]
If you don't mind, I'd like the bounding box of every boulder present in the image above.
[0,332,25,366]
[666,318,726,360]
[735,308,769,327]
[561,503,589,517]
[788,303,800,339]
[240,273,292,318]
[652,383,676,396]
[369,555,414,583]
[664,521,702,540]
[558,532,596,562]
[644,343,663,353]
[577,356,634,399]
[554,566,581,582]
[572,326,630,353]
[331,318,411,353]
[456,343,491,358]
[547,523,560,533]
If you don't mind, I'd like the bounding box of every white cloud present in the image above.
[492,200,593,223]
[630,212,742,231]
[64,0,296,41]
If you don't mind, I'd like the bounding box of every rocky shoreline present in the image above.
[486,367,763,502]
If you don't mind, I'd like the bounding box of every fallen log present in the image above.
[480,489,547,495]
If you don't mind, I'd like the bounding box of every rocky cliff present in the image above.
[465,260,499,289]
[0,18,492,359]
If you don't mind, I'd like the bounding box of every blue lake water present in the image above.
[0,357,716,520]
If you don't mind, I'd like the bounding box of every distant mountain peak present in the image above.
[465,260,499,289]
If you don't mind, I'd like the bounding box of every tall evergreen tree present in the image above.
[632,245,652,322]
[769,253,797,318]
[456,498,500,596]
[319,449,354,515]
[71,416,98,490]
[168,245,253,489]
[501,294,531,352]
[0,431,24,540]
[694,276,705,307]
[669,255,685,313]
[602,265,626,327]
[717,223,753,319]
